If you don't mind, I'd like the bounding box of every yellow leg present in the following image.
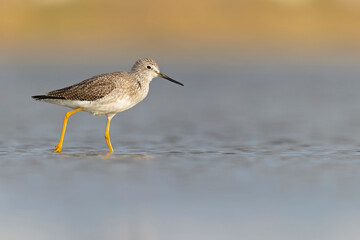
[54,108,83,153]
[105,117,114,153]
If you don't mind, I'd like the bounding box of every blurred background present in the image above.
[2,1,360,240]
[2,0,360,63]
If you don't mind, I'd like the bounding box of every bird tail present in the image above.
[32,95,65,100]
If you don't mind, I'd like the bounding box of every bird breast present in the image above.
[91,82,149,115]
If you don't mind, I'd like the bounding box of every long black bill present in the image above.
[158,73,184,86]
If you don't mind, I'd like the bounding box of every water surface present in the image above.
[1,58,360,239]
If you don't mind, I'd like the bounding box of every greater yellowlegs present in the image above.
[32,58,183,153]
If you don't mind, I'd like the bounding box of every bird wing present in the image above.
[47,72,124,101]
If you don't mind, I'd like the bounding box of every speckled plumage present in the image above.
[32,58,174,117]
[46,73,119,101]
[32,58,183,153]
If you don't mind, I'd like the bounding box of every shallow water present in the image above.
[2,58,360,239]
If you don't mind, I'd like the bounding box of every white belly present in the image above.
[48,95,144,116]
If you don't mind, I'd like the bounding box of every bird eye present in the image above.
[147,66,152,69]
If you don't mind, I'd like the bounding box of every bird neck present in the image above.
[129,71,153,85]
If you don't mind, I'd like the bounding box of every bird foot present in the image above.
[53,144,62,153]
